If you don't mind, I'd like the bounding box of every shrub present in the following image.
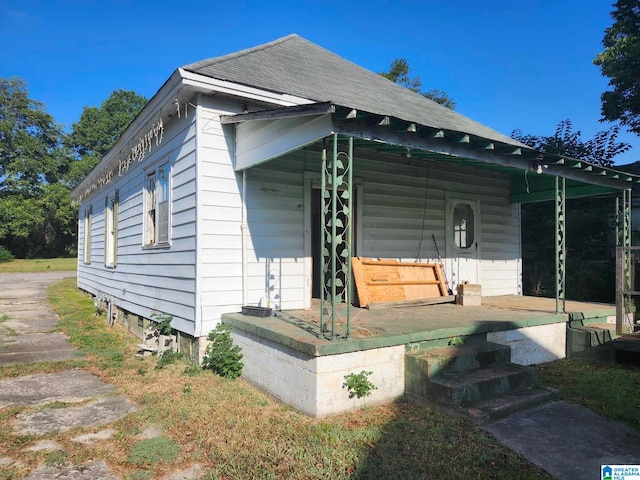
[202,324,243,379]
[0,246,14,263]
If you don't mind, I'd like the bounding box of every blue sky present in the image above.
[2,0,637,164]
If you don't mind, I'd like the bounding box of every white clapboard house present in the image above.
[72,35,635,416]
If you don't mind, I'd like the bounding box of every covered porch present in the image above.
[222,101,637,340]
[224,295,614,358]
[223,295,615,416]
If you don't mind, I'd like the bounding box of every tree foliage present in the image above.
[0,77,146,258]
[513,119,629,303]
[0,77,64,195]
[512,119,630,167]
[593,0,640,134]
[65,89,147,186]
[380,58,456,109]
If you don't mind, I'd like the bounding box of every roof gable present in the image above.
[183,34,524,147]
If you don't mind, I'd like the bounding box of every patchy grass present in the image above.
[0,279,554,480]
[0,257,77,273]
[538,358,640,430]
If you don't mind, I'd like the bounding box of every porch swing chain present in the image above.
[416,159,431,261]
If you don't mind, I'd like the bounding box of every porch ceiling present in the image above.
[221,102,640,203]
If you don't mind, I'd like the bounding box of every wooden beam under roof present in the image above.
[333,119,635,189]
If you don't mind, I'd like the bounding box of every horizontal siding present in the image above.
[76,109,199,335]
[198,138,522,326]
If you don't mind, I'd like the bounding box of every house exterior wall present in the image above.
[76,109,199,335]
[218,150,523,321]
[77,96,523,338]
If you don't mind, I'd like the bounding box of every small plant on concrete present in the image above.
[343,370,377,399]
[150,312,173,335]
[202,324,243,379]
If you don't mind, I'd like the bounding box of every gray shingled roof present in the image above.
[183,34,526,148]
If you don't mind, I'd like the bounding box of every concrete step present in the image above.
[405,341,511,379]
[567,323,618,362]
[426,364,537,407]
[465,387,559,423]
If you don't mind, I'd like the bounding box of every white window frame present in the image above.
[144,162,171,247]
[104,190,118,267]
[83,205,92,264]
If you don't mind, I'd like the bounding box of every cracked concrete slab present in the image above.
[0,271,80,365]
[72,428,117,444]
[15,396,138,435]
[0,370,115,408]
[24,440,63,452]
[24,460,116,480]
[163,464,204,480]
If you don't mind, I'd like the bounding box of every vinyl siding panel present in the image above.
[76,109,198,335]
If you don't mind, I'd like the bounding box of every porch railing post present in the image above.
[555,176,566,314]
[345,136,353,338]
[320,145,327,334]
[319,134,353,340]
[330,134,338,339]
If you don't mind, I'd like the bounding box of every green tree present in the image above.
[512,120,630,302]
[380,58,456,109]
[0,77,76,258]
[0,77,65,195]
[512,119,630,167]
[593,0,640,134]
[65,89,147,186]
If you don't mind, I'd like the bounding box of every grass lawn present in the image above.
[0,278,553,480]
[538,358,640,431]
[0,257,77,273]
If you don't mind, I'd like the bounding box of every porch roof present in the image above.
[221,102,640,203]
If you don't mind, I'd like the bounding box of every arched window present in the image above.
[453,203,474,249]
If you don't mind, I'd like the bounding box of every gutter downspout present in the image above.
[241,169,248,306]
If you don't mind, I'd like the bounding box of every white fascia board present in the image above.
[71,69,185,200]
[178,69,315,107]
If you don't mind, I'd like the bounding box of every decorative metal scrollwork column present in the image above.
[319,134,353,339]
[616,189,633,310]
[555,176,566,314]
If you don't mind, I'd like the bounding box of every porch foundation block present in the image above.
[487,322,566,365]
[231,328,405,417]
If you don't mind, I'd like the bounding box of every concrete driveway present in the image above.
[0,271,81,364]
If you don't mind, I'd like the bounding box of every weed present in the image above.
[182,383,192,394]
[154,350,182,370]
[182,363,202,377]
[128,437,180,466]
[150,312,173,335]
[448,336,465,346]
[343,371,377,399]
[202,324,243,379]
[43,450,68,466]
